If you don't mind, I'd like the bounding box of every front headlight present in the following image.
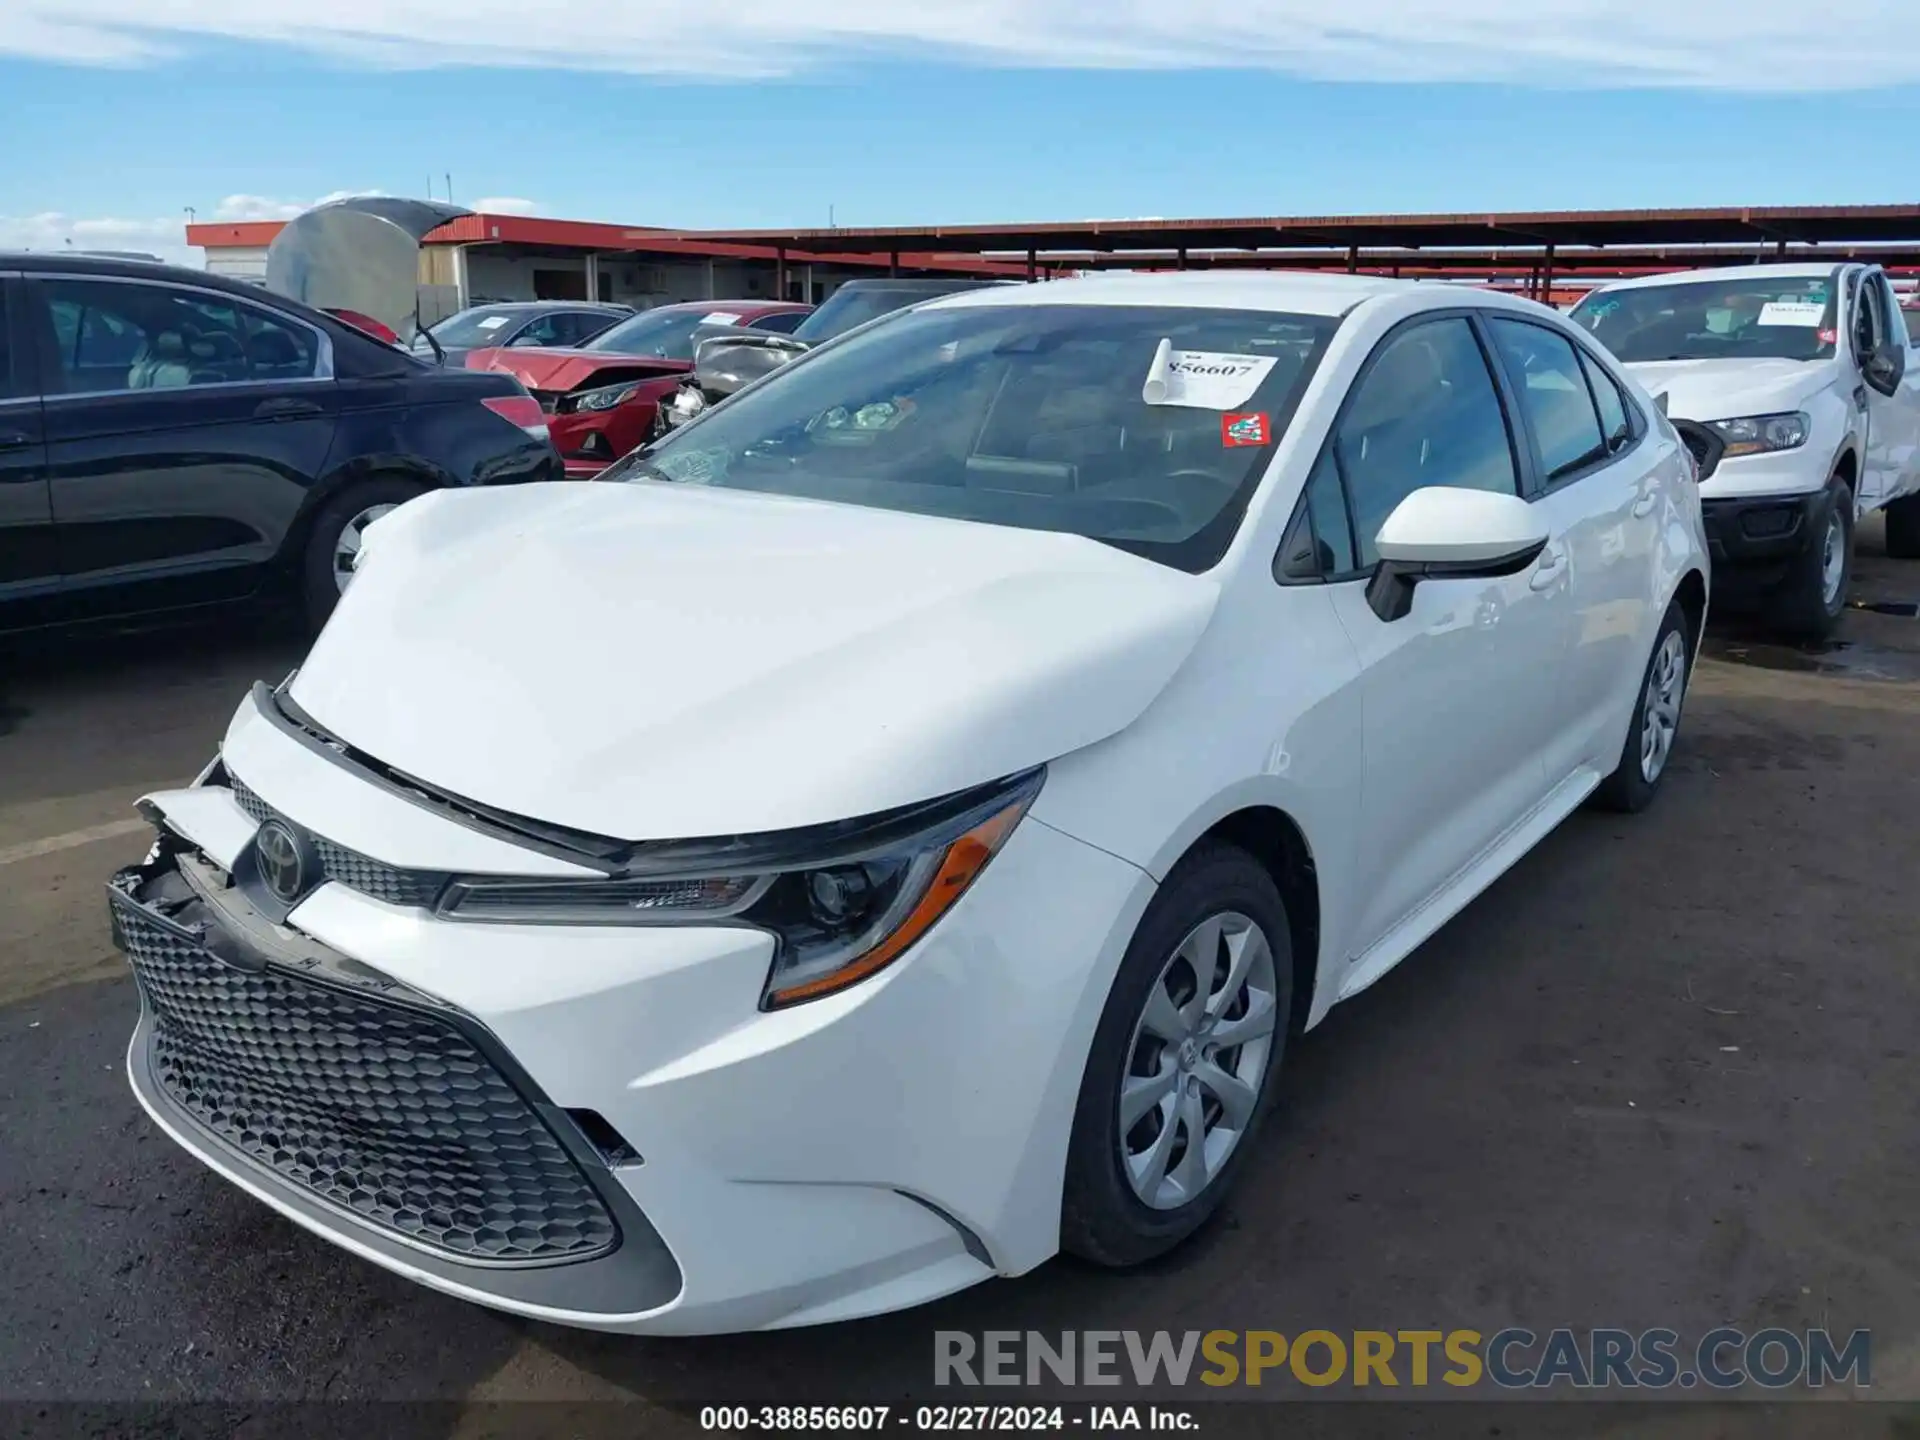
[438,768,1044,1009]
[575,382,642,413]
[1707,411,1810,458]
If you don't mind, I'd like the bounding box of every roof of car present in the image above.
[831,278,1009,291]
[462,300,631,313]
[0,249,286,293]
[653,299,812,314]
[921,270,1423,318]
[1585,262,1853,295]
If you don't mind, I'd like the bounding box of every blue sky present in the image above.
[4,6,1920,264]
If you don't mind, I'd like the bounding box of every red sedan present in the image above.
[466,300,811,476]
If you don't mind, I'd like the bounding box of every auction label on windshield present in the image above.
[1758,301,1824,327]
[1143,350,1278,409]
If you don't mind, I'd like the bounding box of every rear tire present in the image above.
[1886,491,1920,561]
[1763,476,1852,639]
[1061,842,1293,1268]
[300,477,426,634]
[1591,599,1693,815]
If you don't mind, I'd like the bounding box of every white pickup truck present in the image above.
[1570,263,1920,636]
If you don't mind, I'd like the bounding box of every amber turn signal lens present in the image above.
[764,800,1028,1007]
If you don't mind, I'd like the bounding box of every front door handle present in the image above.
[254,397,323,421]
[0,431,31,452]
[1632,492,1659,519]
[1529,546,1568,592]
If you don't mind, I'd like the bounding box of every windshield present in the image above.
[1570,276,1839,363]
[612,303,1339,573]
[586,307,735,359]
[425,308,529,348]
[794,286,977,344]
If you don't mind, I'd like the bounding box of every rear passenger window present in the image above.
[1488,318,1607,481]
[1334,316,1521,568]
[239,308,320,380]
[41,279,318,393]
[1579,349,1631,450]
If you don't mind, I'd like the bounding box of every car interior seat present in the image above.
[127,331,193,390]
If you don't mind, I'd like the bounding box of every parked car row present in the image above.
[117,271,1717,1335]
[461,278,1007,478]
[465,298,812,478]
[411,300,634,367]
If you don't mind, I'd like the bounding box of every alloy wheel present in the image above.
[1820,510,1847,609]
[1639,629,1689,784]
[333,504,398,593]
[1119,911,1279,1211]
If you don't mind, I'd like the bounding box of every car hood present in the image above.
[467,347,690,392]
[288,483,1219,842]
[1619,356,1836,423]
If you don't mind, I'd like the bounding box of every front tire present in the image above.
[1764,476,1853,639]
[300,478,426,634]
[1885,491,1920,560]
[1061,843,1293,1268]
[1591,599,1693,814]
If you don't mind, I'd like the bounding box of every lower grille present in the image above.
[226,777,447,909]
[115,878,618,1265]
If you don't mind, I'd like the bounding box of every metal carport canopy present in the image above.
[654,205,1920,259]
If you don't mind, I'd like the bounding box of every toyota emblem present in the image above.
[254,819,311,903]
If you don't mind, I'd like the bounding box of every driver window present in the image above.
[1334,317,1522,569]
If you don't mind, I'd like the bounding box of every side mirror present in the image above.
[1865,341,1906,398]
[1365,487,1551,623]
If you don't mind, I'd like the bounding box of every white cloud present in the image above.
[470,196,539,215]
[0,191,390,267]
[0,211,192,264]
[0,0,1914,89]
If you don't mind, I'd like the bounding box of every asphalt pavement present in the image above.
[3,524,1918,1436]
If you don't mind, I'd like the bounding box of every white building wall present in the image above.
[203,246,269,283]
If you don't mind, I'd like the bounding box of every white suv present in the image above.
[1572,263,1920,636]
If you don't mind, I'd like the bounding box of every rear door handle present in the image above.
[0,431,31,452]
[1632,492,1659,518]
[254,397,323,421]
[1529,546,1568,592]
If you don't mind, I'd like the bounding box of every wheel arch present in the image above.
[1832,444,1859,496]
[1184,806,1323,1037]
[1672,567,1709,654]
[275,453,450,578]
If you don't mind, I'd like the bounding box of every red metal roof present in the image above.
[185,213,1023,277]
[653,205,1920,255]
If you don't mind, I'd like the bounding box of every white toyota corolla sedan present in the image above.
[113,273,1708,1335]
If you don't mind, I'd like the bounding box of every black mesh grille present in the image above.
[1673,421,1723,481]
[115,885,618,1264]
[226,777,447,909]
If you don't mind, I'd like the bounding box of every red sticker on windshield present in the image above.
[1222,412,1271,447]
